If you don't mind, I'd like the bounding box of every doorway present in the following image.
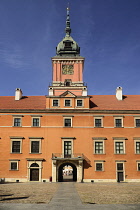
[58,162,77,182]
[30,169,39,181]
[117,163,124,182]
[117,172,124,182]
[30,163,39,181]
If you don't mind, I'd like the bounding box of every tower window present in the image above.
[65,79,71,86]
[66,82,70,86]
[65,42,71,47]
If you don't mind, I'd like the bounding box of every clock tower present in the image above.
[49,7,87,97]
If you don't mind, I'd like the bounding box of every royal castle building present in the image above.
[0,8,140,183]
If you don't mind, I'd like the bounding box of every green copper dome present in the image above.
[56,36,80,56]
[56,7,80,56]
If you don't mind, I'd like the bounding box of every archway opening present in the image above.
[58,162,77,182]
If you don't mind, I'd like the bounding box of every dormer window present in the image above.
[65,42,71,47]
[64,41,72,50]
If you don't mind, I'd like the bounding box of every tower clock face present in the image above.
[62,65,74,75]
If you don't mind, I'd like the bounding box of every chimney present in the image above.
[116,86,123,100]
[49,87,54,96]
[15,88,23,100]
[82,87,87,96]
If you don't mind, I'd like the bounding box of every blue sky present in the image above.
[0,0,140,96]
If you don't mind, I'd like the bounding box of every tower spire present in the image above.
[65,4,71,37]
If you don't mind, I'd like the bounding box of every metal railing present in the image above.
[52,153,84,159]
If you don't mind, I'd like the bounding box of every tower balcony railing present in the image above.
[49,82,87,87]
[52,153,84,160]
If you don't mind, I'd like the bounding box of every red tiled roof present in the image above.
[0,96,46,110]
[0,95,140,111]
[90,95,140,110]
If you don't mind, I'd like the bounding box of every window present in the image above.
[65,42,71,47]
[61,137,74,159]
[10,161,18,170]
[94,160,105,171]
[114,116,123,127]
[95,119,102,127]
[93,137,106,154]
[53,99,59,107]
[29,137,43,154]
[135,119,140,127]
[64,118,71,127]
[32,118,40,127]
[12,141,21,153]
[137,163,140,171]
[31,141,40,153]
[115,119,122,127]
[63,115,73,128]
[115,142,124,154]
[96,163,103,171]
[76,100,83,107]
[95,142,103,154]
[94,117,103,128]
[65,99,71,107]
[136,142,140,154]
[14,118,21,127]
[117,163,123,170]
[64,141,72,158]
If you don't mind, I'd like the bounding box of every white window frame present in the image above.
[11,139,22,154]
[30,139,42,154]
[52,99,60,107]
[64,99,72,107]
[9,160,19,171]
[94,161,104,171]
[114,140,125,154]
[134,117,140,128]
[115,161,125,182]
[94,140,105,154]
[63,117,73,127]
[114,117,123,128]
[32,117,40,127]
[62,138,74,158]
[94,116,103,128]
[134,140,140,154]
[13,116,22,127]
[76,99,84,107]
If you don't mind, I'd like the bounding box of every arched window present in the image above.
[30,163,39,167]
[65,79,71,87]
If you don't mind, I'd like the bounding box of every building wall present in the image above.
[0,112,140,182]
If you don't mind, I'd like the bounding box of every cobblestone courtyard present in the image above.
[0,182,140,204]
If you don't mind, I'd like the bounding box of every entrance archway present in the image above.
[58,162,77,182]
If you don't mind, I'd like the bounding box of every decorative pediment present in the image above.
[59,91,77,98]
